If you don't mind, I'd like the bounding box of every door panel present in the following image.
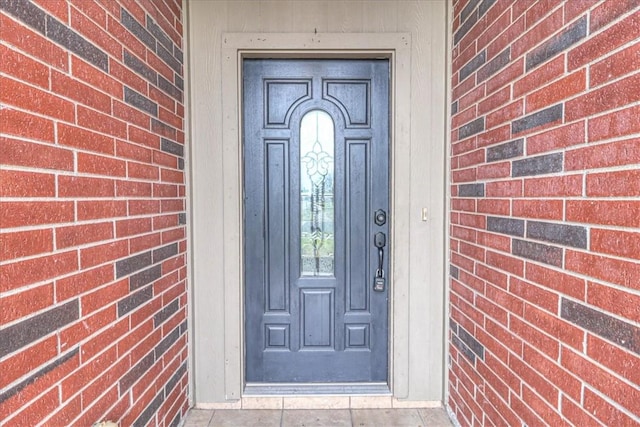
[244,59,389,383]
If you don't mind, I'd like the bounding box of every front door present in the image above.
[243,59,389,384]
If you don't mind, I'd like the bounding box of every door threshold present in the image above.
[244,382,391,396]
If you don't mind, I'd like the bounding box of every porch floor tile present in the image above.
[184,407,453,426]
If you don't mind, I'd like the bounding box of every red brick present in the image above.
[510,316,558,359]
[0,14,67,70]
[486,250,525,277]
[0,43,49,88]
[0,169,55,198]
[4,387,59,427]
[70,0,107,27]
[458,269,484,293]
[508,354,559,405]
[587,169,640,197]
[453,42,478,75]
[452,137,476,156]
[161,199,184,213]
[476,295,508,326]
[477,86,510,116]
[71,8,122,58]
[477,231,511,253]
[486,179,523,197]
[159,106,183,130]
[485,282,524,316]
[529,121,586,155]
[525,304,584,350]
[477,125,511,147]
[513,8,564,59]
[566,200,640,228]
[58,123,115,155]
[78,152,127,177]
[56,222,114,249]
[154,150,178,168]
[81,326,128,370]
[476,199,509,216]
[563,347,640,418]
[583,388,639,426]
[80,279,128,317]
[58,175,115,198]
[591,42,640,88]
[521,385,569,427]
[80,240,129,269]
[116,139,153,163]
[523,174,583,197]
[153,183,178,198]
[116,180,153,197]
[510,277,558,313]
[117,318,154,358]
[56,265,114,301]
[526,70,586,113]
[0,283,54,324]
[488,14,525,58]
[453,74,477,101]
[78,200,127,220]
[561,395,601,427]
[129,200,160,216]
[486,100,523,129]
[525,263,586,300]
[452,105,478,130]
[588,105,640,142]
[128,161,160,180]
[0,229,53,261]
[61,346,118,399]
[0,249,77,293]
[566,138,640,170]
[114,100,151,130]
[0,76,74,122]
[116,217,153,238]
[587,334,640,386]
[60,306,116,350]
[0,107,55,143]
[161,168,184,183]
[77,106,128,139]
[130,232,162,254]
[162,228,186,245]
[570,9,640,71]
[109,60,147,94]
[129,126,161,149]
[0,201,74,229]
[513,56,564,98]
[513,199,563,220]
[71,56,123,98]
[523,344,581,400]
[475,263,508,289]
[587,281,640,322]
[32,0,69,22]
[565,250,640,289]
[452,167,477,183]
[591,228,640,261]
[563,0,599,22]
[486,58,524,94]
[149,85,177,111]
[477,8,511,52]
[565,73,640,121]
[52,71,112,113]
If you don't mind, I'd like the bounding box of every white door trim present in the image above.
[219,33,411,399]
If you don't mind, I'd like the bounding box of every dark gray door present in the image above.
[243,59,389,383]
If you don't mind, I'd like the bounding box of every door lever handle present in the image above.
[373,232,386,292]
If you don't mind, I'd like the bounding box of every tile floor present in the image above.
[184,407,454,426]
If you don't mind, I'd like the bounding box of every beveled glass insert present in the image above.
[300,110,334,276]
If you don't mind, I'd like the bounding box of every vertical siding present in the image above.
[188,0,447,402]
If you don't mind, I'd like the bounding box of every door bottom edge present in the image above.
[244,382,390,396]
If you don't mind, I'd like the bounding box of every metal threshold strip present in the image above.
[244,382,391,396]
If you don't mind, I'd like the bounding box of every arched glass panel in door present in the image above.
[300,110,334,276]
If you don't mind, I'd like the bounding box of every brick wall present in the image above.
[449,0,639,425]
[0,0,188,425]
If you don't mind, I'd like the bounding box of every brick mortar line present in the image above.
[0,218,186,237]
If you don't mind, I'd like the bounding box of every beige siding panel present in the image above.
[188,0,447,404]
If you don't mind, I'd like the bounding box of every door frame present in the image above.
[216,33,411,398]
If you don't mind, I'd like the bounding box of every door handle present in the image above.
[373,232,386,292]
